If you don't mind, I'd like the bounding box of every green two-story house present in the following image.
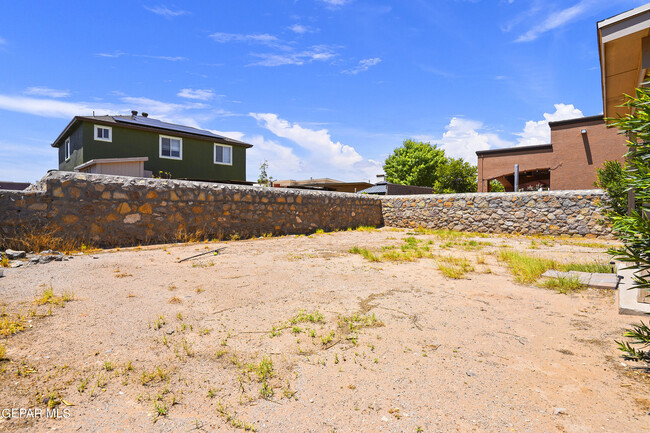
[51,111,252,183]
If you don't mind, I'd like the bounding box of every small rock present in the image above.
[381,416,389,422]
[5,249,26,259]
[553,408,567,415]
[166,329,174,335]
[466,371,475,377]
[39,256,55,264]
[54,256,63,262]
[9,261,23,268]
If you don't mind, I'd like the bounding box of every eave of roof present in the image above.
[51,115,253,148]
[476,144,552,157]
[598,4,650,118]
[548,114,604,128]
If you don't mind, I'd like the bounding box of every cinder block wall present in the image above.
[0,171,383,247]
[382,191,610,237]
[0,172,612,249]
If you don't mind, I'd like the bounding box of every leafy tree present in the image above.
[607,87,650,364]
[383,140,446,188]
[489,179,505,192]
[257,160,274,187]
[594,160,627,218]
[383,140,477,193]
[433,157,477,193]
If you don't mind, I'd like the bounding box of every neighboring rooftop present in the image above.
[598,3,650,117]
[51,112,252,148]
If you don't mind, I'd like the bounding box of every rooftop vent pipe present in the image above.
[131,110,138,118]
[142,112,149,118]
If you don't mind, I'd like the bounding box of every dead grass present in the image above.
[0,225,89,254]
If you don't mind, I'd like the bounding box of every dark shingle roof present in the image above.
[52,115,252,148]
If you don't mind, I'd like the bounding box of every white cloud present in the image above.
[516,1,589,42]
[0,94,232,127]
[144,5,190,18]
[177,88,215,101]
[250,112,381,180]
[414,118,515,164]
[342,57,381,75]
[410,103,585,164]
[0,36,6,45]
[24,87,70,98]
[250,45,337,66]
[210,32,280,45]
[288,24,312,34]
[516,103,583,146]
[0,95,117,119]
[95,51,187,61]
[321,0,352,6]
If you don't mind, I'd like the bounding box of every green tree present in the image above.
[489,179,505,192]
[257,160,274,187]
[383,140,446,188]
[433,157,477,194]
[594,160,627,218]
[383,140,477,193]
[607,88,650,364]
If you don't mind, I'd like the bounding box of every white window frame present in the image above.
[64,137,71,161]
[214,143,233,166]
[94,124,112,142]
[159,135,183,160]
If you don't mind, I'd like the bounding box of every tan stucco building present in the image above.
[476,115,627,192]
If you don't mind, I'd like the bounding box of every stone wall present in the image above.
[0,171,383,247]
[382,190,610,237]
[0,172,612,248]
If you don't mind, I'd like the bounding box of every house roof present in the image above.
[358,183,387,194]
[548,114,604,128]
[51,114,253,148]
[598,3,650,118]
[476,144,553,157]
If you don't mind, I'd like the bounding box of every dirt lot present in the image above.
[0,228,648,433]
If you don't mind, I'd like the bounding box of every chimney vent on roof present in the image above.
[376,174,385,182]
[131,110,138,117]
[142,112,149,118]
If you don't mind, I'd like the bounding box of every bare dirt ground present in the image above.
[0,228,649,433]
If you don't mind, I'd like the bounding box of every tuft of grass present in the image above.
[540,276,585,294]
[498,250,557,284]
[289,309,325,325]
[0,256,9,268]
[338,313,382,333]
[0,310,26,336]
[435,255,474,279]
[35,284,74,307]
[0,342,6,360]
[349,246,380,262]
[354,226,376,232]
[560,262,613,273]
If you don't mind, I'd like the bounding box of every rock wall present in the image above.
[0,171,383,247]
[382,191,610,237]
[0,172,612,248]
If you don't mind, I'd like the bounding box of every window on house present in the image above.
[94,125,112,142]
[159,135,182,159]
[214,144,232,165]
[64,138,71,161]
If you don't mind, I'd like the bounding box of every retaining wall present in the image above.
[0,171,383,247]
[382,190,610,237]
[0,172,612,248]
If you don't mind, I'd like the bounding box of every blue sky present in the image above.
[0,0,645,183]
